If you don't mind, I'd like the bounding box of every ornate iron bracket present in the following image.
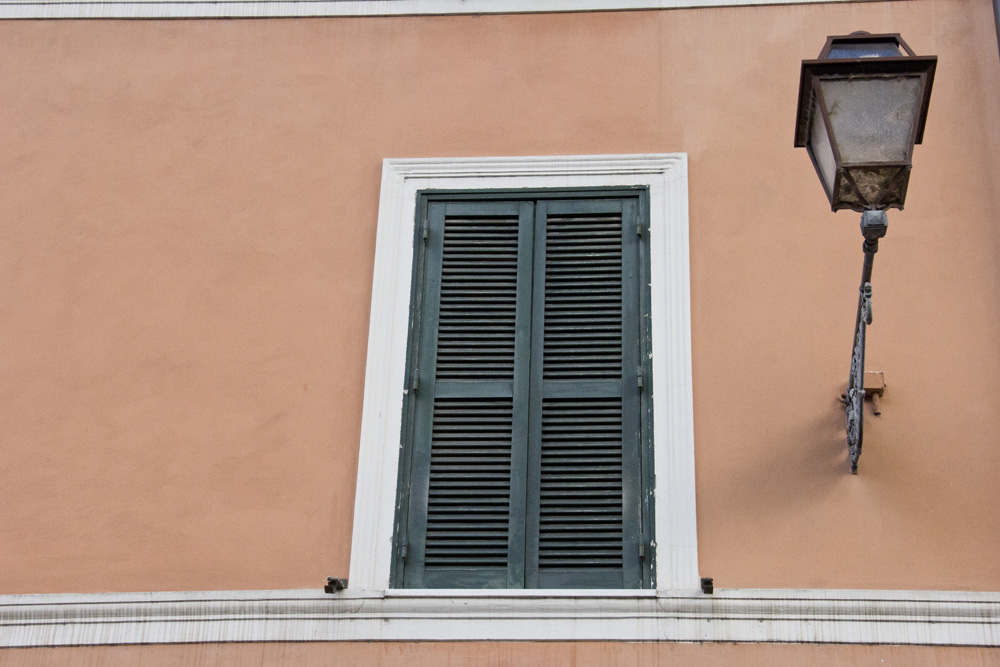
[846,283,872,473]
[844,210,888,474]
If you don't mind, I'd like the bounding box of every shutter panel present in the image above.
[399,200,533,588]
[394,192,651,590]
[526,198,644,589]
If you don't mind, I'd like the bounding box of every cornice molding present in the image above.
[0,0,888,20]
[2,588,998,646]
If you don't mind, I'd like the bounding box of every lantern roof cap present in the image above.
[816,31,917,60]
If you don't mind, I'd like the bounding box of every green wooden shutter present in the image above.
[394,191,652,590]
[398,199,534,588]
[525,198,645,589]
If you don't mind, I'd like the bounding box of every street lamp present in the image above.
[794,32,937,473]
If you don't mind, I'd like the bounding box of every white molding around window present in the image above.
[2,588,999,647]
[350,154,697,593]
[0,0,889,20]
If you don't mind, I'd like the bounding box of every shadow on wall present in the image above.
[724,392,854,510]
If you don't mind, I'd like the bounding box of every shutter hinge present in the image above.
[422,218,429,242]
[636,219,642,237]
[411,376,419,392]
[637,368,644,391]
[638,542,645,560]
[401,544,408,561]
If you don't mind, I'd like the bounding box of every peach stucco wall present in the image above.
[1,0,999,596]
[2,641,999,666]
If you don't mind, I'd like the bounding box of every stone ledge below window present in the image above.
[2,588,998,647]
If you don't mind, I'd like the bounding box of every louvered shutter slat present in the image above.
[435,215,518,382]
[541,211,625,564]
[425,214,517,579]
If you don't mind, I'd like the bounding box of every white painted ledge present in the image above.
[0,0,890,20]
[2,588,998,647]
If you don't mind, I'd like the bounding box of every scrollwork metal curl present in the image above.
[846,282,872,473]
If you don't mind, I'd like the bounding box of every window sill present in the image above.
[382,588,661,598]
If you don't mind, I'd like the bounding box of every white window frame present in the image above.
[349,154,698,593]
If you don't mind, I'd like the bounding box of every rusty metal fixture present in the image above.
[794,32,937,212]
[846,281,872,474]
[797,33,936,473]
[842,209,888,473]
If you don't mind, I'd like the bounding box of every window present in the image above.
[392,191,654,589]
[350,155,697,593]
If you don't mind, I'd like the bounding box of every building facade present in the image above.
[1,0,999,663]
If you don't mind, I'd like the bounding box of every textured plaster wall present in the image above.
[2,642,999,666]
[0,0,998,594]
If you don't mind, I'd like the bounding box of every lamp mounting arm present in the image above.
[847,281,872,473]
[846,210,887,473]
